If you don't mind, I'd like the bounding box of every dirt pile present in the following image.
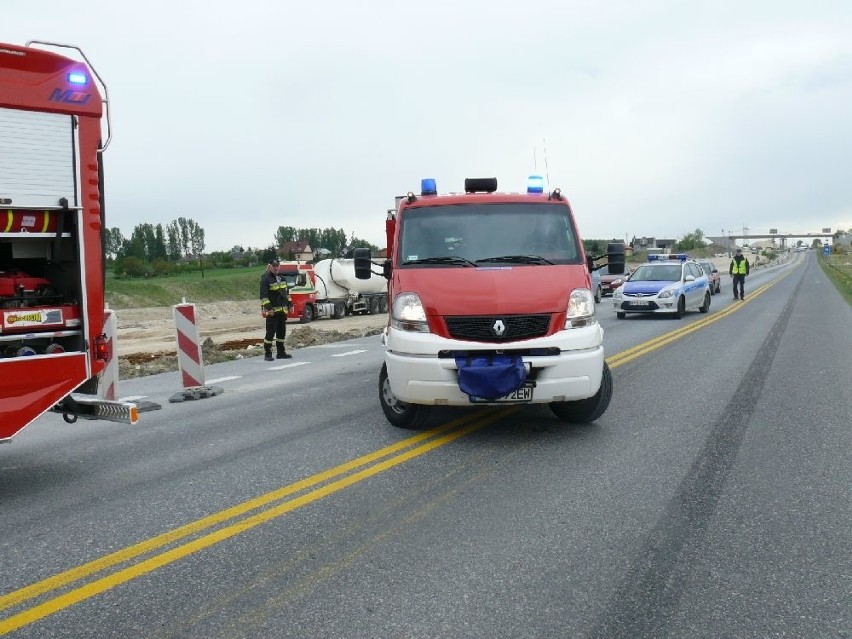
[118,321,386,379]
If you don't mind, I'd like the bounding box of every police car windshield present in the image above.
[398,203,582,266]
[630,264,682,282]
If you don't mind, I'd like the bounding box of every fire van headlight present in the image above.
[657,289,674,299]
[391,292,430,333]
[565,288,596,328]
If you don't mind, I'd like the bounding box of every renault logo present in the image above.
[492,319,506,337]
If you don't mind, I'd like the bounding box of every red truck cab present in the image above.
[355,177,620,428]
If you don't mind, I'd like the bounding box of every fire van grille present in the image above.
[444,314,551,342]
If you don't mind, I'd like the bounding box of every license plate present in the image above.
[470,384,534,403]
[631,301,650,306]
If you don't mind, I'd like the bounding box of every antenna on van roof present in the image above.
[542,137,551,192]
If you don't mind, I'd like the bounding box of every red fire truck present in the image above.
[354,177,624,429]
[0,40,138,442]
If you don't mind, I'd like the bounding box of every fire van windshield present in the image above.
[398,203,582,267]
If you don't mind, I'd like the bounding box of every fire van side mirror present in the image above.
[606,242,626,275]
[586,255,595,272]
[353,248,372,280]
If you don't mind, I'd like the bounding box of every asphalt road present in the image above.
[1,251,849,638]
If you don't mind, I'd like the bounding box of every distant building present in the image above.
[280,240,314,262]
[631,236,677,252]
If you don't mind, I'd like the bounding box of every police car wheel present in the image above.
[379,363,429,429]
[550,362,612,424]
[616,312,626,319]
[699,292,710,313]
[672,296,685,319]
[594,285,602,304]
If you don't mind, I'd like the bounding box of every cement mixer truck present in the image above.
[279,258,388,323]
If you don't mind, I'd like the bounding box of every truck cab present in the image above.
[356,176,622,429]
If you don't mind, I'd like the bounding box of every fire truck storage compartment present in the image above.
[0,105,85,358]
[0,211,85,358]
[0,107,78,208]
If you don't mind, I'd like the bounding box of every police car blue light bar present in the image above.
[527,175,545,194]
[647,253,688,261]
[421,178,437,196]
[67,71,88,85]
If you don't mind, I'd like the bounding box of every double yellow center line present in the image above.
[0,407,518,634]
[607,278,778,368]
[0,273,790,634]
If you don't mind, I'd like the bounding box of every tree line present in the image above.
[108,219,380,278]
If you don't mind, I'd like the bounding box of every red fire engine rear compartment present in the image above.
[0,354,88,440]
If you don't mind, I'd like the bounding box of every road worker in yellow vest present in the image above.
[729,248,750,300]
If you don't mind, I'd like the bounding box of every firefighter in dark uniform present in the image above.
[259,259,292,361]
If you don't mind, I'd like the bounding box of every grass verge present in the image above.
[818,252,852,306]
[106,267,263,309]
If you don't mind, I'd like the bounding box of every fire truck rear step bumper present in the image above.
[51,394,141,425]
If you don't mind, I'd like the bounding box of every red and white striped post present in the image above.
[169,300,223,403]
[100,308,118,401]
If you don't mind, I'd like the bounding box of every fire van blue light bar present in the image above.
[527,175,545,193]
[421,178,437,196]
[67,71,88,85]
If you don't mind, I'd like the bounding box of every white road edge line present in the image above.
[269,361,310,370]
[205,376,242,384]
[331,350,368,358]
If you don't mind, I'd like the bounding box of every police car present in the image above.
[612,253,711,319]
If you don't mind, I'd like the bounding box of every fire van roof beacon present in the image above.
[420,178,437,196]
[416,176,562,198]
[527,175,545,193]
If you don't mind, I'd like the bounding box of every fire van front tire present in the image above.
[379,363,429,429]
[300,304,314,324]
[549,362,612,424]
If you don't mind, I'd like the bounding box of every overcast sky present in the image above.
[6,0,852,251]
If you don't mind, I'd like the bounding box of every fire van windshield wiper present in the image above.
[402,256,477,267]
[475,254,555,265]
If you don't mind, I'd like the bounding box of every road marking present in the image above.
[268,361,309,370]
[205,376,241,385]
[0,407,506,632]
[331,349,368,357]
[607,271,789,369]
[119,395,147,402]
[0,266,797,633]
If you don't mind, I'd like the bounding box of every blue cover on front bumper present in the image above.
[455,354,527,400]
